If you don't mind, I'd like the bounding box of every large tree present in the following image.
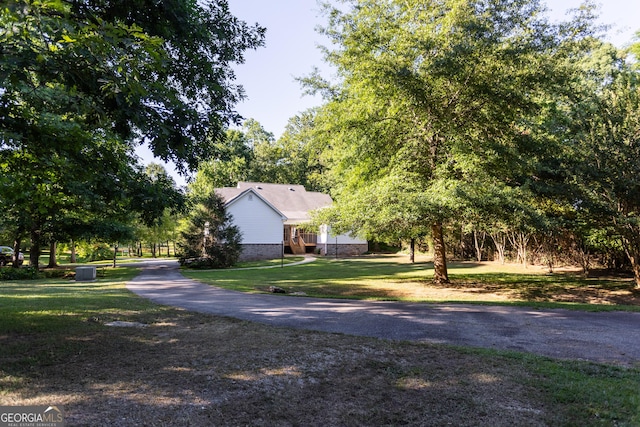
[245,115,326,190]
[310,0,595,283]
[567,41,640,286]
[0,0,264,266]
[189,114,326,196]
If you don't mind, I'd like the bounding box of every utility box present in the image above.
[75,266,97,282]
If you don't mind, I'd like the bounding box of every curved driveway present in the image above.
[127,260,640,367]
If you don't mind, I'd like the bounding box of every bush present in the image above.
[179,243,242,269]
[180,257,225,269]
[178,237,241,270]
[0,267,41,280]
[178,192,242,269]
[76,242,113,262]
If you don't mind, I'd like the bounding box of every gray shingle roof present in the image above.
[215,182,332,223]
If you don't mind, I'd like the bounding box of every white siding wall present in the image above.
[227,193,284,244]
[319,225,367,245]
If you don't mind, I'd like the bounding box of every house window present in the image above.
[248,194,253,201]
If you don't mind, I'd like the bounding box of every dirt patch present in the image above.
[0,309,566,426]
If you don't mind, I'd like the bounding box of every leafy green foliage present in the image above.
[189,114,326,196]
[564,40,640,285]
[309,0,596,282]
[74,242,113,263]
[0,0,261,266]
[188,129,254,195]
[630,30,640,67]
[0,0,264,171]
[178,192,242,269]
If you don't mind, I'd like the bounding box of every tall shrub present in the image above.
[178,193,242,269]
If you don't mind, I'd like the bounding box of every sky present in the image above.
[138,0,640,186]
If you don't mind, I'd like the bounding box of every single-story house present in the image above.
[215,182,368,261]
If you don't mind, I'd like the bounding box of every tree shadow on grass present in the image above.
[449,272,639,305]
[0,309,615,426]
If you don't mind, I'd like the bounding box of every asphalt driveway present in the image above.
[127,260,640,367]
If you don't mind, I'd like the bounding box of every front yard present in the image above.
[1,260,639,425]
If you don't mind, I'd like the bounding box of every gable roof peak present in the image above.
[236,181,307,192]
[217,182,332,223]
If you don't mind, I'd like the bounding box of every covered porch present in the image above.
[284,224,318,255]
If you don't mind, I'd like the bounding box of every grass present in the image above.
[234,255,306,269]
[1,259,640,425]
[182,254,640,311]
[0,267,151,333]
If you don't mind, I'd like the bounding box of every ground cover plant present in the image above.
[1,263,639,425]
[182,255,640,311]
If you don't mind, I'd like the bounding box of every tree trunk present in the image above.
[432,222,449,284]
[578,250,590,276]
[473,230,485,262]
[458,224,465,260]
[12,238,22,269]
[29,228,41,269]
[70,239,77,264]
[409,238,415,263]
[628,251,640,289]
[509,231,530,268]
[622,238,640,289]
[632,264,640,289]
[47,241,58,268]
[538,233,555,273]
[113,243,118,268]
[490,232,507,264]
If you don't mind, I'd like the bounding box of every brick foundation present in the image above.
[320,243,369,257]
[239,244,283,261]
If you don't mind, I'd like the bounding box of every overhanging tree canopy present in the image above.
[0,0,264,266]
[1,0,265,171]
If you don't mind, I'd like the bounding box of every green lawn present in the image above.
[0,267,155,334]
[182,255,640,311]
[234,255,306,269]
[1,260,639,425]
